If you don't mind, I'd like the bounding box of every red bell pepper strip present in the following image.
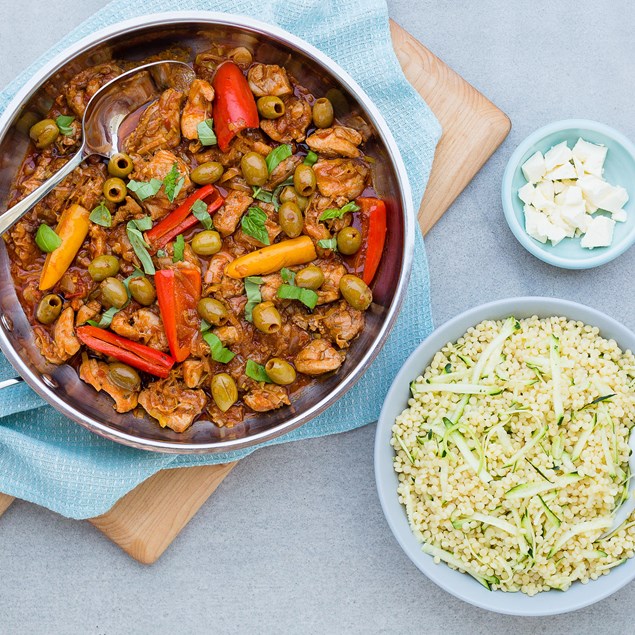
[76,326,175,378]
[212,61,259,152]
[354,197,387,285]
[155,268,202,362]
[145,185,224,252]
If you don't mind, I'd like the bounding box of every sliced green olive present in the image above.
[108,363,141,392]
[211,373,238,412]
[103,177,127,203]
[312,97,334,129]
[252,301,282,334]
[29,119,59,149]
[295,265,324,290]
[100,277,128,309]
[88,254,120,282]
[278,201,303,238]
[197,297,228,326]
[107,153,134,177]
[264,358,296,386]
[191,230,222,256]
[257,96,285,119]
[128,276,156,306]
[337,226,362,255]
[339,274,372,311]
[36,294,63,324]
[241,151,268,187]
[278,186,308,211]
[191,161,224,185]
[293,164,316,197]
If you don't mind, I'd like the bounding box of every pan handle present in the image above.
[0,377,23,391]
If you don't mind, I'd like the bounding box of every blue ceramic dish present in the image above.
[501,120,635,269]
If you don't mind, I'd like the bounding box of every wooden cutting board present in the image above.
[0,21,510,563]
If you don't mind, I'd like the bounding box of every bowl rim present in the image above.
[0,11,415,453]
[501,118,635,270]
[374,296,635,616]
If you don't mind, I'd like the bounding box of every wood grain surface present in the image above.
[0,21,510,564]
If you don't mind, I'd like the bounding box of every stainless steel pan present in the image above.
[0,12,414,453]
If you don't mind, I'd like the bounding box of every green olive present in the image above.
[211,373,238,412]
[29,119,59,149]
[240,151,268,187]
[36,294,63,324]
[107,362,141,392]
[279,186,308,211]
[191,230,222,256]
[197,297,228,326]
[252,301,282,334]
[278,201,304,238]
[107,153,134,177]
[337,226,362,255]
[128,276,156,306]
[295,265,324,290]
[264,358,296,386]
[293,164,316,197]
[312,97,334,129]
[103,177,127,203]
[191,161,224,185]
[88,254,120,282]
[100,277,128,309]
[229,46,253,68]
[339,274,373,311]
[257,96,285,119]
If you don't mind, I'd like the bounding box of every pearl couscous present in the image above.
[392,315,635,595]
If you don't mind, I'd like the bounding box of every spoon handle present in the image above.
[0,150,85,235]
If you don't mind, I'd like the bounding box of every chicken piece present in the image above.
[111,307,169,352]
[124,88,184,156]
[213,326,240,346]
[203,252,244,298]
[129,150,192,220]
[79,357,138,413]
[244,385,290,412]
[76,300,101,326]
[63,63,123,117]
[294,339,343,376]
[182,359,205,389]
[87,223,108,260]
[112,196,143,226]
[181,79,215,140]
[214,190,253,236]
[260,95,312,143]
[234,203,282,249]
[204,252,233,284]
[306,126,363,159]
[7,220,39,269]
[207,402,245,428]
[316,259,346,305]
[259,273,284,303]
[265,154,303,189]
[53,307,81,361]
[195,129,273,168]
[303,195,332,243]
[339,113,374,142]
[247,64,293,97]
[270,321,312,357]
[109,224,137,266]
[322,302,365,348]
[138,377,206,432]
[314,159,369,200]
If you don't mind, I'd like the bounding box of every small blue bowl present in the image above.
[502,119,635,269]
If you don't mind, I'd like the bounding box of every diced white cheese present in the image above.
[545,162,577,181]
[523,205,549,243]
[536,180,554,202]
[533,188,555,212]
[560,203,589,230]
[573,157,586,179]
[518,182,535,205]
[580,216,615,249]
[612,209,627,222]
[597,184,629,213]
[577,174,612,208]
[555,185,583,206]
[544,141,573,171]
[572,138,607,177]
[549,212,576,237]
[585,199,598,214]
[553,182,566,195]
[521,151,547,184]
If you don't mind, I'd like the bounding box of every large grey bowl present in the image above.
[0,12,414,453]
[375,297,635,616]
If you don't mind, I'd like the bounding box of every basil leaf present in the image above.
[277,283,318,309]
[241,206,270,245]
[127,178,163,201]
[35,224,61,253]
[271,176,295,211]
[126,220,155,275]
[246,359,271,383]
[265,144,292,173]
[156,249,167,258]
[197,118,217,146]
[203,331,235,363]
[244,276,263,323]
[172,234,185,262]
[319,201,360,222]
[87,306,120,329]
[131,216,153,231]
[280,267,295,284]
[317,237,338,251]
[89,201,112,227]
[200,319,211,332]
[191,198,213,229]
[252,187,274,204]
[163,162,185,203]
[55,115,75,136]
[303,151,318,166]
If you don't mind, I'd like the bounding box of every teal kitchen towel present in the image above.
[0,0,440,519]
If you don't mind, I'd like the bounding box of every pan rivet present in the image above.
[42,374,59,389]
[0,314,13,331]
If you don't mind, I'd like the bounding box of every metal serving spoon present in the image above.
[0,60,194,235]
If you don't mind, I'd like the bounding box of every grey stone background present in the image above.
[0,1,633,633]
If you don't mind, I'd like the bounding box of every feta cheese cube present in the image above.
[612,209,627,222]
[536,180,554,202]
[572,138,607,177]
[545,162,577,181]
[521,151,547,184]
[545,141,573,171]
[578,174,612,208]
[580,216,615,249]
[573,157,586,179]
[555,185,583,206]
[518,182,535,205]
[553,182,566,195]
[559,203,588,230]
[533,188,555,212]
[523,205,548,243]
[546,223,568,246]
[597,184,629,213]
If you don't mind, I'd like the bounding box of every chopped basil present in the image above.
[317,237,338,251]
[203,331,235,363]
[244,276,263,322]
[127,178,162,201]
[252,187,274,204]
[246,359,271,383]
[303,151,318,166]
[131,216,153,231]
[319,200,360,222]
[265,144,292,173]
[156,249,167,258]
[126,219,155,275]
[87,306,120,329]
[163,162,185,203]
[89,201,112,227]
[241,206,270,245]
[172,234,185,262]
[280,267,296,284]
[197,118,217,146]
[191,198,213,229]
[271,176,294,211]
[35,224,61,253]
[200,319,211,332]
[277,283,318,309]
[55,115,75,136]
